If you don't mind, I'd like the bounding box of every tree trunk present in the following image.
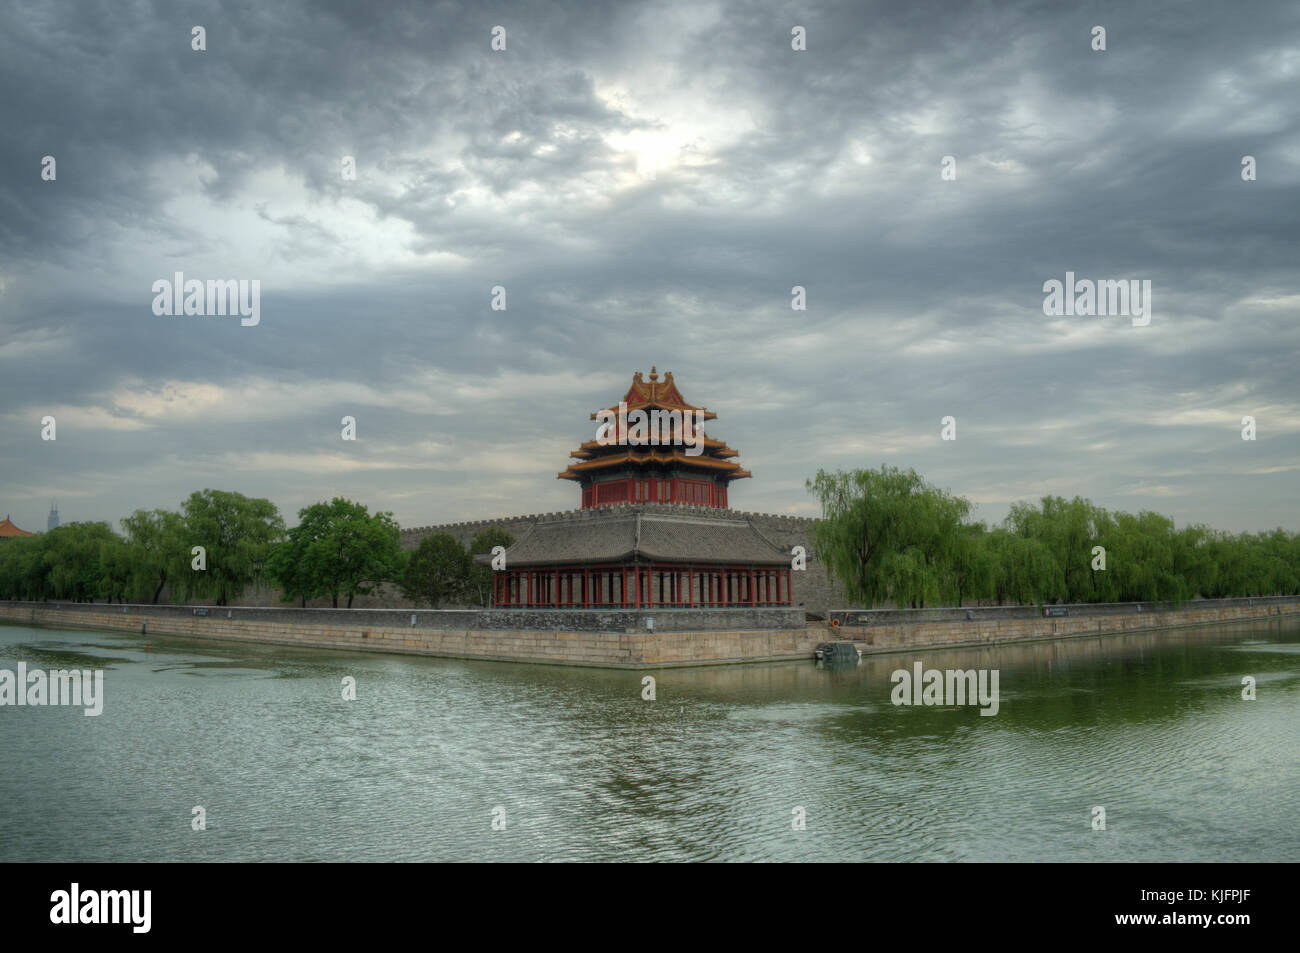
[331,593,338,608]
[153,576,166,604]
[346,594,354,609]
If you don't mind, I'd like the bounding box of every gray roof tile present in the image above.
[478,509,791,567]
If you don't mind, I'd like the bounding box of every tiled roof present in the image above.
[0,516,34,538]
[602,366,717,419]
[558,449,751,479]
[562,369,750,484]
[480,510,791,567]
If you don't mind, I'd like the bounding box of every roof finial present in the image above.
[649,365,658,381]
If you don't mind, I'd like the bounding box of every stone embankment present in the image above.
[0,597,1295,669]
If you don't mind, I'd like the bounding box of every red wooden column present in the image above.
[688,567,695,607]
[749,568,756,606]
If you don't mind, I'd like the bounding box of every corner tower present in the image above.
[558,367,752,508]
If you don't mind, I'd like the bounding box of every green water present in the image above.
[1,618,1297,862]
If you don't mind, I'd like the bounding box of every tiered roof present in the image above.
[558,367,751,481]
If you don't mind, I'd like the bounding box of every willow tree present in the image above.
[806,466,971,608]
[0,535,50,600]
[177,489,285,606]
[949,521,998,607]
[120,508,185,604]
[986,529,1061,606]
[41,522,123,603]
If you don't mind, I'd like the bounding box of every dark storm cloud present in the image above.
[0,0,1296,534]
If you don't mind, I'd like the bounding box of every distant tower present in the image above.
[47,501,59,531]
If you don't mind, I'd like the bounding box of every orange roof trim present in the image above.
[0,516,35,538]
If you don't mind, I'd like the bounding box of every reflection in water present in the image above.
[1,619,1297,862]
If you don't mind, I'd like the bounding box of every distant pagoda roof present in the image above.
[559,367,751,482]
[0,516,34,538]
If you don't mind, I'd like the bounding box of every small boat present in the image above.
[815,642,862,663]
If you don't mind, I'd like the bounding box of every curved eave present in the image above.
[558,452,752,480]
[572,434,733,453]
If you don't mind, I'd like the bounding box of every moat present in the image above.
[1,617,1296,862]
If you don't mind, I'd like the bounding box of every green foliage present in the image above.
[398,533,471,608]
[808,467,1300,608]
[465,529,515,607]
[174,489,285,606]
[36,522,124,603]
[120,509,185,603]
[0,534,54,600]
[806,465,971,608]
[267,498,404,608]
[986,529,1060,606]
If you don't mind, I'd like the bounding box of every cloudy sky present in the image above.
[1,0,1297,536]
